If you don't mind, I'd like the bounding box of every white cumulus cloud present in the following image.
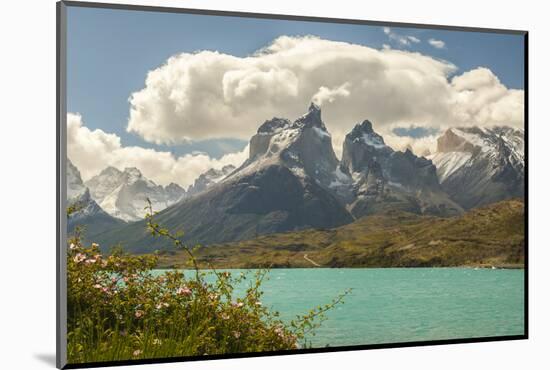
[125,36,523,158]
[312,83,351,106]
[382,27,421,46]
[67,113,247,188]
[428,39,446,49]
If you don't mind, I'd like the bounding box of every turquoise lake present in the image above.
[158,268,525,347]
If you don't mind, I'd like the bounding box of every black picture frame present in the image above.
[56,1,529,368]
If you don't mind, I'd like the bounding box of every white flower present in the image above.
[73,253,86,263]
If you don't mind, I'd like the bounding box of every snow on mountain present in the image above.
[85,167,186,222]
[187,165,236,196]
[428,126,524,209]
[67,159,86,200]
[428,151,472,182]
[66,159,125,237]
[231,102,345,190]
[340,120,462,217]
[92,103,524,251]
[93,103,353,251]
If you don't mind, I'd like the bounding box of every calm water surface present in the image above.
[156,268,524,347]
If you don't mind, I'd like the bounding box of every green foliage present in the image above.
[67,199,350,364]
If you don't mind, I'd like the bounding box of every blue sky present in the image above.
[67,6,525,158]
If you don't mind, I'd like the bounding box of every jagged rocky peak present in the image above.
[429,125,524,209]
[339,118,461,217]
[122,167,144,183]
[386,149,440,189]
[349,120,385,146]
[187,164,236,196]
[164,182,186,201]
[229,103,345,197]
[437,128,478,154]
[165,182,184,191]
[99,166,123,177]
[249,118,292,160]
[84,165,187,222]
[341,119,391,174]
[248,102,336,166]
[257,117,292,135]
[248,103,331,162]
[284,103,340,188]
[67,158,86,200]
[295,102,324,128]
[65,160,125,239]
[351,119,375,135]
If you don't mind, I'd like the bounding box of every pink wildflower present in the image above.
[176,286,192,297]
[73,253,86,263]
[274,326,285,338]
[132,349,142,357]
[135,310,145,318]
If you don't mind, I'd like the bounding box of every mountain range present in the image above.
[79,103,524,253]
[84,167,186,222]
[186,165,236,196]
[428,126,524,209]
[67,159,125,237]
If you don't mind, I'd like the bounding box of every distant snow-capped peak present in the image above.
[67,159,86,200]
[85,166,186,222]
[430,126,524,182]
[187,165,236,196]
[428,125,524,209]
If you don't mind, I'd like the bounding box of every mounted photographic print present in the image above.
[56,1,528,368]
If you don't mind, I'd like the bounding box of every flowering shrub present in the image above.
[67,201,350,364]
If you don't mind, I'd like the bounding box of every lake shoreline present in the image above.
[152,264,525,270]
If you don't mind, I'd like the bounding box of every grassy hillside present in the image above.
[156,199,524,269]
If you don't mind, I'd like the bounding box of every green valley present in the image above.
[156,199,524,269]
